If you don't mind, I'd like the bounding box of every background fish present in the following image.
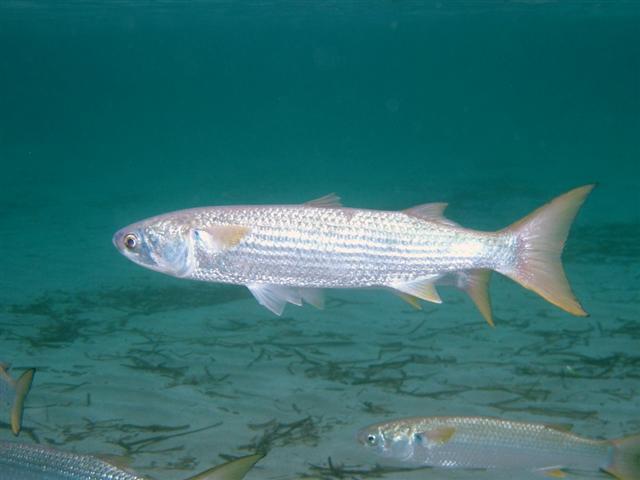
[0,441,263,480]
[357,415,640,479]
[113,185,593,323]
[0,363,35,436]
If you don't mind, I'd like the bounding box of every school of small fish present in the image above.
[5,185,639,480]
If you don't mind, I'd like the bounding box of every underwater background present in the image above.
[0,1,639,479]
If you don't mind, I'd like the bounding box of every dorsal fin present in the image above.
[304,193,342,208]
[546,423,574,432]
[404,202,459,226]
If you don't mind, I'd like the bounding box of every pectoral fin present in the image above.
[536,467,567,478]
[424,426,456,444]
[184,453,264,480]
[193,225,250,253]
[11,368,35,436]
[390,276,442,304]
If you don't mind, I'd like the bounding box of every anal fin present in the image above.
[457,269,494,327]
[390,276,442,304]
[395,292,423,310]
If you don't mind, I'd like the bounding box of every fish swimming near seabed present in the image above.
[0,363,35,435]
[357,416,640,479]
[0,440,263,480]
[113,185,594,325]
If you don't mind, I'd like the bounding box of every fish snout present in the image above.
[112,230,124,251]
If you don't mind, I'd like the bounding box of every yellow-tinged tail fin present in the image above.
[604,434,640,480]
[11,368,35,436]
[498,185,594,316]
[184,453,264,480]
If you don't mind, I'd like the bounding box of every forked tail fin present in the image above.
[498,184,594,316]
[11,368,35,436]
[604,434,640,480]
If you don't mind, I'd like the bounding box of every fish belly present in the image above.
[188,207,509,287]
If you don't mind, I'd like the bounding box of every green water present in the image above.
[0,2,638,479]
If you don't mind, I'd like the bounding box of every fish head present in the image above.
[113,214,194,277]
[357,422,415,461]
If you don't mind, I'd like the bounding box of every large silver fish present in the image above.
[0,363,34,435]
[113,185,593,324]
[0,441,263,480]
[357,416,640,479]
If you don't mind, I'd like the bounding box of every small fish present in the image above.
[0,440,263,480]
[0,363,35,435]
[113,186,593,324]
[357,416,640,479]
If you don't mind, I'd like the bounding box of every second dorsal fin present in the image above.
[404,202,459,226]
[304,193,342,208]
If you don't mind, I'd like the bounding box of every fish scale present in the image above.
[408,417,609,469]
[190,206,504,286]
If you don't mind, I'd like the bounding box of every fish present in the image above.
[357,416,640,479]
[0,440,263,480]
[0,363,35,435]
[113,185,593,324]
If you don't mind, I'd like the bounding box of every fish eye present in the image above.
[123,233,138,250]
[367,434,378,446]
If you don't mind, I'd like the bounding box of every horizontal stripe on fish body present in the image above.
[186,206,511,286]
